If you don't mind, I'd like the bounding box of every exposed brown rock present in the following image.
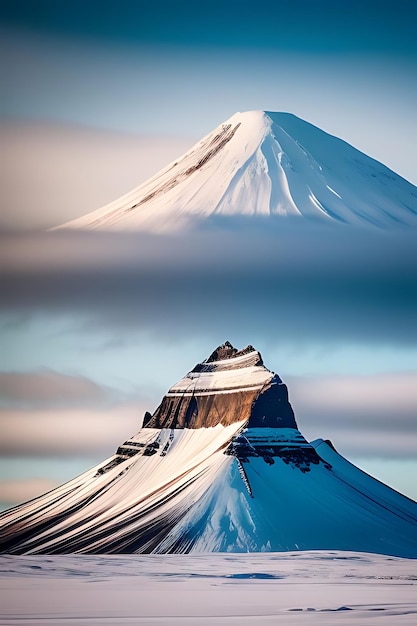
[143,343,296,430]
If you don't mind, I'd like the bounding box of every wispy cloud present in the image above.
[0,370,116,409]
[0,370,148,456]
[0,405,144,457]
[288,372,417,459]
[0,121,194,230]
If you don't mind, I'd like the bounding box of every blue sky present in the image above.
[1,0,417,507]
[3,0,416,52]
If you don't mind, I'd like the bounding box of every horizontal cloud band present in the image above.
[1,224,416,344]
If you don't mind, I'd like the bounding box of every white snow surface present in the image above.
[58,110,417,231]
[1,552,417,625]
[0,422,246,554]
[169,361,273,395]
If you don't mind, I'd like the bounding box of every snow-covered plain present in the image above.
[1,552,416,625]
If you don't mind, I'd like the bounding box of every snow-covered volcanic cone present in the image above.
[1,343,417,556]
[58,111,417,231]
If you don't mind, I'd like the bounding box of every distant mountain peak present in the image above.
[57,109,417,232]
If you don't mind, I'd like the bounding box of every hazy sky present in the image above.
[1,1,416,508]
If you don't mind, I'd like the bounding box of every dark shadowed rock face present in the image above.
[249,375,296,428]
[143,342,297,430]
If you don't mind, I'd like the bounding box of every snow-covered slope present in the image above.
[58,111,417,231]
[1,343,417,557]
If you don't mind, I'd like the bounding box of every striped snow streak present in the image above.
[58,113,260,230]
[170,364,273,395]
[0,422,245,554]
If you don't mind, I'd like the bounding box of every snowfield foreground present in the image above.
[1,552,416,625]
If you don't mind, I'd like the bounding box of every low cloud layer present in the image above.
[1,224,416,347]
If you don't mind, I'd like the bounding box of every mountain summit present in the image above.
[59,111,417,231]
[1,343,417,556]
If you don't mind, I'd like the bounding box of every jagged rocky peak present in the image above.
[143,342,296,430]
[205,341,263,365]
[205,340,239,362]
